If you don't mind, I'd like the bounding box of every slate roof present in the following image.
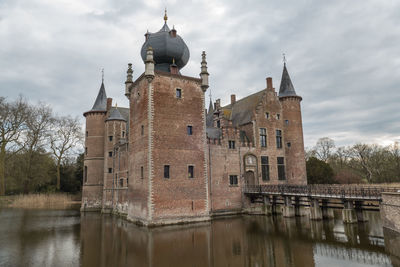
[279,63,298,97]
[206,99,214,127]
[206,127,222,139]
[106,107,126,122]
[222,90,265,126]
[91,82,107,111]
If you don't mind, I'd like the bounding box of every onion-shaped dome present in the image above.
[140,15,190,73]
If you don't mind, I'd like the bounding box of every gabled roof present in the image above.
[279,63,298,97]
[222,90,265,126]
[91,82,107,111]
[106,107,127,122]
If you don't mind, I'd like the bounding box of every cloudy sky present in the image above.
[1,0,399,147]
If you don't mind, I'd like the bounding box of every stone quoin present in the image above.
[81,11,307,226]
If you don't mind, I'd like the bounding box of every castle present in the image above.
[81,13,307,226]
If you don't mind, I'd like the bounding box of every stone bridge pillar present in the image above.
[355,201,368,222]
[342,200,357,223]
[283,196,295,217]
[309,199,322,220]
[263,196,272,215]
[321,199,334,219]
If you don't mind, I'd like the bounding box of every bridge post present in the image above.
[283,196,295,217]
[342,200,357,223]
[309,198,323,220]
[263,196,272,215]
[271,196,278,214]
[321,199,334,219]
[355,201,368,222]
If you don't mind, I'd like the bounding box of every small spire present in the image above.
[126,63,133,82]
[164,8,168,23]
[101,68,104,83]
[282,53,287,65]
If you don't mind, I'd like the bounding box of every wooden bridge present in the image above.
[243,184,400,223]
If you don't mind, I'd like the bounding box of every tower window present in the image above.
[109,136,113,141]
[84,166,87,183]
[217,120,220,128]
[86,131,88,137]
[285,120,289,125]
[176,88,182,98]
[141,166,144,179]
[187,125,193,135]
[85,147,88,155]
[276,130,282,149]
[261,156,270,181]
[265,112,269,119]
[287,142,291,148]
[164,165,170,179]
[122,131,125,138]
[259,128,267,147]
[276,114,280,120]
[188,165,194,178]
[141,125,144,135]
[108,168,112,173]
[109,151,112,157]
[229,175,238,185]
[119,178,123,187]
[277,157,286,180]
[228,140,235,149]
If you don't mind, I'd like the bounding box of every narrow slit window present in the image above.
[141,166,144,179]
[176,88,182,98]
[164,165,170,179]
[188,165,194,178]
[187,125,193,135]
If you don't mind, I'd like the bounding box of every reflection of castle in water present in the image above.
[80,212,394,267]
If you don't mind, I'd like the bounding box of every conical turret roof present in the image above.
[91,82,107,111]
[279,63,298,97]
[106,107,126,122]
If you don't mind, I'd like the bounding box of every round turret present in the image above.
[140,15,189,73]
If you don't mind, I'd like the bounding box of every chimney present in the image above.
[266,77,273,90]
[215,99,221,109]
[107,98,112,111]
[231,94,236,104]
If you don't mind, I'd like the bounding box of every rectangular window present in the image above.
[122,131,125,138]
[141,166,144,179]
[277,157,286,180]
[176,88,182,98]
[259,128,267,147]
[109,136,113,141]
[108,151,112,157]
[229,175,238,185]
[276,130,282,149]
[119,178,123,187]
[141,125,144,135]
[265,112,269,119]
[86,131,88,137]
[187,125,193,135]
[84,166,87,183]
[228,140,235,149]
[276,114,280,120]
[127,178,129,185]
[108,168,112,173]
[287,142,291,148]
[285,120,289,125]
[217,120,220,128]
[188,165,194,178]
[164,165,170,179]
[85,147,88,155]
[261,156,270,181]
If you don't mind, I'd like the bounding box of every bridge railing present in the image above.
[243,184,400,199]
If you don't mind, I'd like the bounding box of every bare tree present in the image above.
[0,96,29,195]
[314,137,335,162]
[23,104,53,192]
[49,116,83,190]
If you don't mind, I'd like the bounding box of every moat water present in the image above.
[0,207,399,267]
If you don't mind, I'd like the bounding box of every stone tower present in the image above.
[279,63,307,185]
[102,106,127,212]
[125,14,210,225]
[81,82,108,211]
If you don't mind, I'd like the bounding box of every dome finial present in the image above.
[164,8,168,23]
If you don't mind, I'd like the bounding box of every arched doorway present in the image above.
[244,171,256,186]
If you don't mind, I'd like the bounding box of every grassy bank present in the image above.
[0,193,81,209]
